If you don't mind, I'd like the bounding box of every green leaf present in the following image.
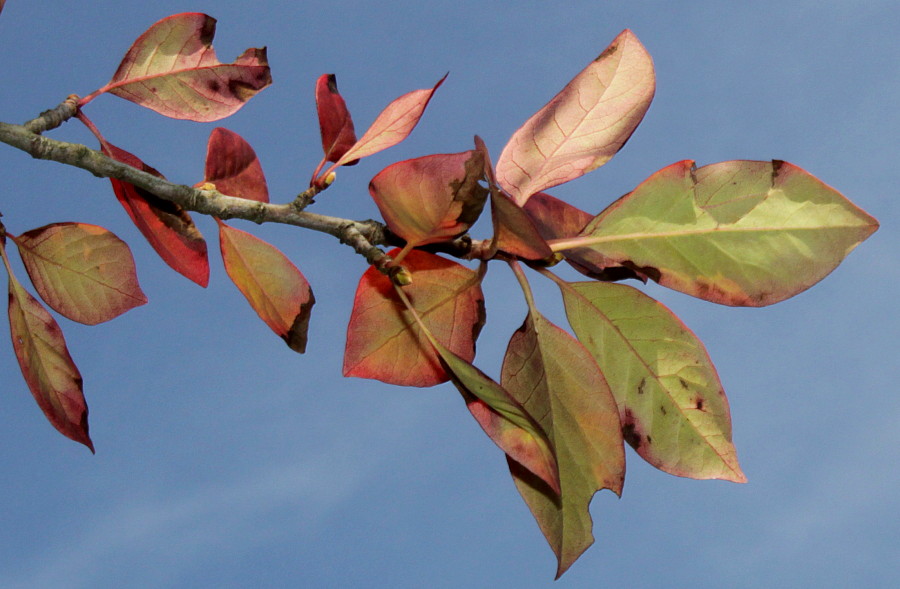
[218,222,315,353]
[564,160,879,306]
[12,223,147,325]
[2,245,93,451]
[560,280,745,482]
[496,30,655,205]
[502,311,624,578]
[343,249,484,387]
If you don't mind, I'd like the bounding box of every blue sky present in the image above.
[0,1,897,587]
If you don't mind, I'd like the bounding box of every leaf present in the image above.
[496,30,655,205]
[203,127,269,202]
[524,191,644,282]
[2,246,93,451]
[343,249,484,387]
[12,223,147,325]
[569,160,879,306]
[502,311,624,578]
[441,348,560,496]
[333,74,446,166]
[316,74,358,164]
[368,151,488,248]
[490,189,553,260]
[219,222,315,353]
[102,142,210,287]
[389,280,560,494]
[0,1,5,16]
[94,13,271,122]
[560,280,745,482]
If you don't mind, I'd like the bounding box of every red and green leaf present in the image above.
[562,160,880,306]
[102,142,210,287]
[502,310,624,578]
[12,223,147,325]
[218,221,315,353]
[343,249,484,387]
[332,74,447,167]
[84,13,271,122]
[496,30,655,205]
[368,151,487,249]
[559,279,745,482]
[2,244,92,451]
[316,74,358,165]
[203,127,269,202]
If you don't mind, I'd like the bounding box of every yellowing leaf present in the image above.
[502,311,624,578]
[560,280,745,482]
[12,223,147,325]
[334,74,446,166]
[219,222,314,353]
[203,128,269,202]
[343,249,484,387]
[567,160,879,306]
[2,245,92,451]
[369,151,487,248]
[496,30,655,205]
[89,13,271,122]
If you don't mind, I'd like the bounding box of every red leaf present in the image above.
[343,249,484,387]
[316,74,358,164]
[87,13,271,121]
[219,222,315,353]
[496,30,655,204]
[2,246,93,451]
[369,151,487,248]
[102,142,210,287]
[13,223,147,325]
[490,190,553,260]
[203,128,269,202]
[333,74,446,166]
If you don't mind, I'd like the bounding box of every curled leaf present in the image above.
[569,160,879,306]
[343,249,484,387]
[219,222,315,353]
[90,13,271,121]
[334,74,446,166]
[102,142,210,287]
[13,223,147,325]
[496,30,655,204]
[316,74,358,164]
[369,151,487,248]
[203,127,269,202]
[2,246,92,451]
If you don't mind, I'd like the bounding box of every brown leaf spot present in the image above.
[596,43,619,61]
[621,410,642,449]
[659,405,667,416]
[695,398,704,411]
[622,261,661,283]
[678,377,689,389]
[207,80,222,94]
[637,377,646,395]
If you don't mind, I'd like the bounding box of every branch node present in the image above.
[23,95,80,134]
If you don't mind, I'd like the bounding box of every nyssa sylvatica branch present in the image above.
[0,98,458,279]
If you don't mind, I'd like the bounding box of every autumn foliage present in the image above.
[0,12,878,578]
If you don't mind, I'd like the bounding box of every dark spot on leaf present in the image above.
[771,159,785,183]
[679,377,689,389]
[596,43,618,61]
[326,74,339,94]
[622,261,661,283]
[695,398,704,411]
[660,405,667,416]
[199,17,217,47]
[207,80,221,94]
[637,377,646,395]
[646,435,652,444]
[621,410,641,449]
